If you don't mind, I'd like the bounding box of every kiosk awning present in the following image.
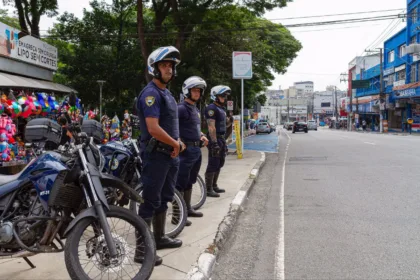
[0,72,77,93]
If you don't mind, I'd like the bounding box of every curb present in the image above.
[186,152,266,280]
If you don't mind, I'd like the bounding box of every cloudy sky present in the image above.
[1,0,407,91]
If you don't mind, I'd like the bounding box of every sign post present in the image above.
[233,51,252,155]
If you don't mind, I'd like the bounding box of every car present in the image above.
[256,122,271,134]
[286,122,293,130]
[292,121,308,133]
[307,120,317,131]
[269,123,276,132]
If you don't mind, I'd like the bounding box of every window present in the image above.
[400,44,407,57]
[412,7,418,23]
[388,50,395,63]
[411,64,417,83]
[321,102,331,107]
[411,35,417,45]
[386,74,395,87]
[417,62,420,82]
[396,69,406,81]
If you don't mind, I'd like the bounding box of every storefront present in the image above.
[388,85,420,132]
[0,20,76,173]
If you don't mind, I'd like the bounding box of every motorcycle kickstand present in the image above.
[23,257,36,269]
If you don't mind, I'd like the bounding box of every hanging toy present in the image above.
[0,141,8,153]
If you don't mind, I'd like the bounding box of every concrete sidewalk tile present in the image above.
[150,264,187,280]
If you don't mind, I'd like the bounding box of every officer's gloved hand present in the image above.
[210,142,221,157]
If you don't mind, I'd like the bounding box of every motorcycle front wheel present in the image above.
[64,205,155,280]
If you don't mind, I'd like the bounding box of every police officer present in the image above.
[135,46,186,265]
[173,76,209,226]
[205,86,231,197]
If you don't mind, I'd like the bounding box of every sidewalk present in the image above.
[0,149,263,280]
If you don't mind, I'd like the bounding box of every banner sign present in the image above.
[0,21,58,70]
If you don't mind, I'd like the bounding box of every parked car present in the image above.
[292,121,308,133]
[269,123,276,132]
[286,122,293,130]
[307,120,317,131]
[256,122,271,134]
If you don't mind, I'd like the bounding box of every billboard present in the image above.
[0,21,58,70]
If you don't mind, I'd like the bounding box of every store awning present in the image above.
[0,72,77,93]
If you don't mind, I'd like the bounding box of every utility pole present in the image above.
[340,73,350,131]
[379,47,385,133]
[287,90,290,122]
[97,80,106,119]
[334,86,338,128]
[366,48,385,132]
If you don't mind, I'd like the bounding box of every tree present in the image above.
[0,9,20,28]
[2,0,58,37]
[136,0,294,82]
[47,0,144,117]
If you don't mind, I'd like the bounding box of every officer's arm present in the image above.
[207,119,217,142]
[146,118,179,148]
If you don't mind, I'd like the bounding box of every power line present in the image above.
[41,14,405,40]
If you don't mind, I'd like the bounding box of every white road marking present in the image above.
[364,142,376,145]
[276,127,290,280]
[232,190,247,205]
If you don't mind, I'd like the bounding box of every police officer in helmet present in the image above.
[205,86,231,197]
[173,76,209,226]
[135,46,186,266]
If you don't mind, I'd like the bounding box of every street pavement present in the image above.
[0,148,262,280]
[214,128,420,279]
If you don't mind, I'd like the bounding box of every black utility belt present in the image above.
[217,134,226,139]
[146,138,174,155]
[183,140,201,147]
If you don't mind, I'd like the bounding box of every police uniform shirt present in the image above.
[205,103,227,135]
[178,101,201,142]
[137,81,179,142]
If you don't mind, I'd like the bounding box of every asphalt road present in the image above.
[213,128,420,280]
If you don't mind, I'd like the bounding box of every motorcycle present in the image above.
[0,96,156,280]
[100,137,189,238]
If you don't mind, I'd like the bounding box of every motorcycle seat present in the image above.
[0,168,25,186]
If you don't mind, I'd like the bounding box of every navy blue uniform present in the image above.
[205,103,227,173]
[176,101,202,192]
[137,81,180,219]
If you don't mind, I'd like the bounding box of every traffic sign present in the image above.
[227,101,234,110]
[232,52,252,79]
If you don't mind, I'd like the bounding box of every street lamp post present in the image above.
[97,80,106,119]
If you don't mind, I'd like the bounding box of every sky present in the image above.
[0,0,407,92]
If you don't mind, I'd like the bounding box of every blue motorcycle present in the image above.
[0,98,155,279]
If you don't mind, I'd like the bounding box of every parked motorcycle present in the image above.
[99,137,189,238]
[0,95,156,280]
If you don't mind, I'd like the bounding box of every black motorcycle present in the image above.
[0,95,156,280]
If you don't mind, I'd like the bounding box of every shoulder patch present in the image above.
[208,110,214,117]
[145,96,155,107]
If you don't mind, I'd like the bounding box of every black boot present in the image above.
[153,211,183,250]
[185,189,203,217]
[213,171,225,193]
[171,192,192,226]
[134,218,163,266]
[206,172,220,197]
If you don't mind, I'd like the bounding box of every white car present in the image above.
[256,122,271,134]
[307,120,317,131]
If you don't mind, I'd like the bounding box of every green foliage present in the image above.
[45,0,300,116]
[2,0,58,37]
[0,9,20,29]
